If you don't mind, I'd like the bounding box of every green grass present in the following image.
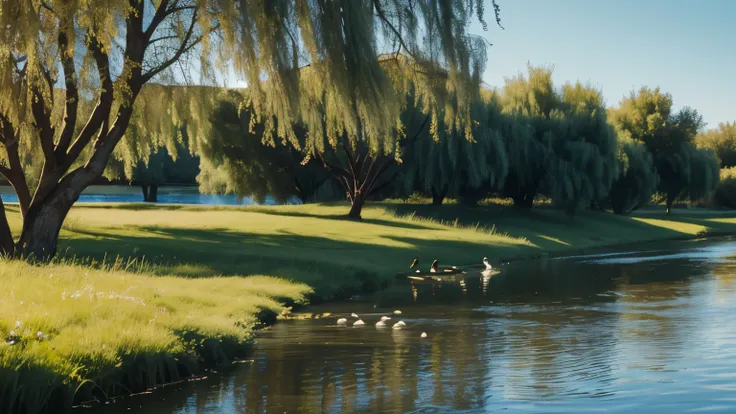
[37,202,736,299]
[2,200,736,412]
[0,260,309,413]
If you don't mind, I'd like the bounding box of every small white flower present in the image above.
[19,301,23,305]
[37,331,43,337]
[9,330,14,337]
[15,321,20,328]
[8,340,14,345]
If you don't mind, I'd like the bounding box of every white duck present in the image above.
[351,313,359,318]
[337,318,348,324]
[392,321,406,330]
[353,319,365,326]
[381,316,392,321]
[483,257,493,270]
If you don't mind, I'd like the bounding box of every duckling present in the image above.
[483,257,493,270]
[337,318,348,324]
[353,319,365,326]
[392,321,406,329]
[409,257,419,269]
[430,259,439,273]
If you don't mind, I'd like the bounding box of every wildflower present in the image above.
[7,340,14,345]
[15,321,20,328]
[9,330,14,337]
[19,301,23,305]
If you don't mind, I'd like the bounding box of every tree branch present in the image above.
[55,25,80,157]
[62,35,113,171]
[141,8,220,83]
[143,0,173,40]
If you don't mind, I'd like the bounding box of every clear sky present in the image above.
[473,0,736,129]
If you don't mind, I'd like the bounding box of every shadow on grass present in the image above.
[58,203,736,299]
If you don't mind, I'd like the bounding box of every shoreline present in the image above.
[3,203,736,413]
[78,228,736,412]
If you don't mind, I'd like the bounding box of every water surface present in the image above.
[0,185,298,206]
[88,238,736,413]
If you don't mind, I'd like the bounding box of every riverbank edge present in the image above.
[76,227,736,412]
[303,229,736,305]
[11,206,736,412]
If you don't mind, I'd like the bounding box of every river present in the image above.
[0,185,300,206]
[85,238,736,413]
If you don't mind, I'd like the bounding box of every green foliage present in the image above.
[198,91,330,203]
[610,87,717,210]
[401,93,508,203]
[713,167,736,209]
[499,66,618,212]
[608,136,659,214]
[545,83,618,212]
[697,122,736,168]
[686,147,720,202]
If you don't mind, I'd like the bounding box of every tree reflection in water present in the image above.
[91,238,736,413]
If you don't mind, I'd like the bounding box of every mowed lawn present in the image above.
[5,201,735,300]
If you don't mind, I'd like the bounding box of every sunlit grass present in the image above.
[1,201,735,412]
[0,260,310,413]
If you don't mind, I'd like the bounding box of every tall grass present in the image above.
[0,261,310,413]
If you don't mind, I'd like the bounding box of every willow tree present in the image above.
[697,122,736,168]
[400,91,508,206]
[499,65,559,208]
[610,87,718,213]
[197,90,330,203]
[545,83,618,213]
[608,134,658,214]
[0,0,502,256]
[106,142,199,202]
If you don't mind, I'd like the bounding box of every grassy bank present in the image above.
[2,201,736,412]
[0,261,309,413]
[36,202,736,299]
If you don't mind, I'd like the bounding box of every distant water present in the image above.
[0,185,301,206]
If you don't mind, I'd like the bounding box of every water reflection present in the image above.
[87,238,736,413]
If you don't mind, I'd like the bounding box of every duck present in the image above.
[392,321,406,329]
[351,313,359,318]
[337,318,348,324]
[375,320,387,327]
[409,257,419,269]
[483,257,493,270]
[420,332,428,338]
[353,319,365,326]
[430,259,439,273]
[381,316,392,321]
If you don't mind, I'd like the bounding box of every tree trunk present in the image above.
[431,188,445,206]
[141,185,149,202]
[148,184,158,202]
[348,193,365,219]
[0,200,14,256]
[16,188,79,260]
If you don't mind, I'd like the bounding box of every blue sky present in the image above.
[473,0,736,129]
